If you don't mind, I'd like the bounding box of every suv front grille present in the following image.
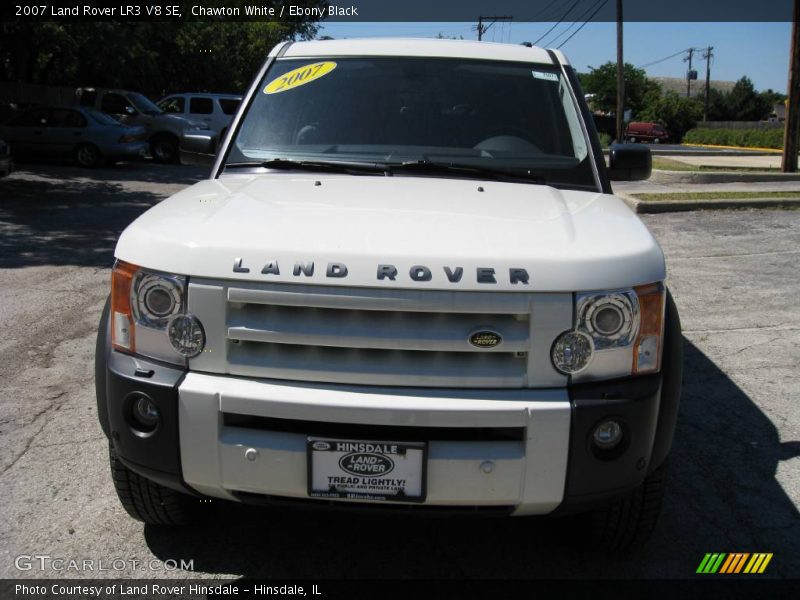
[188,281,570,389]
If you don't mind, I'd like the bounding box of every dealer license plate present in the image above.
[307,438,427,502]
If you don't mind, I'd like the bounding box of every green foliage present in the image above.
[0,4,323,96]
[683,127,785,149]
[597,132,612,148]
[704,77,775,121]
[638,92,703,142]
[578,62,661,115]
[726,76,772,121]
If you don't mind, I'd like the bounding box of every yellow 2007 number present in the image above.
[264,62,337,94]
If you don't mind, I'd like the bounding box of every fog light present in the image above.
[551,331,593,374]
[168,314,205,358]
[132,396,159,428]
[592,420,623,449]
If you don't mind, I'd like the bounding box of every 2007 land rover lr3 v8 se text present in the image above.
[95,39,682,550]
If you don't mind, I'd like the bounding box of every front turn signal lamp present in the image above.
[111,261,138,353]
[632,282,666,374]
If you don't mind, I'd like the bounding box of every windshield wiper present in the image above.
[389,159,546,184]
[226,158,389,175]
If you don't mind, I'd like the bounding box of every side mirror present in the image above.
[607,143,652,181]
[179,131,217,166]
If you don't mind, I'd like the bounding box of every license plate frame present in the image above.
[307,437,427,503]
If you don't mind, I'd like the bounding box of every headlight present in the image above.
[132,272,183,327]
[552,284,665,382]
[111,261,205,365]
[577,290,639,350]
[551,331,593,374]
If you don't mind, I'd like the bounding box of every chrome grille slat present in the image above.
[227,342,527,387]
[227,283,531,314]
[227,305,529,352]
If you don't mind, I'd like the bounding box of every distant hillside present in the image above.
[650,76,736,97]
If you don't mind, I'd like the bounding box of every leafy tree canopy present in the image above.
[0,4,323,97]
[578,62,661,115]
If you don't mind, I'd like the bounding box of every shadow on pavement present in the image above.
[10,158,209,185]
[0,163,205,268]
[143,340,799,579]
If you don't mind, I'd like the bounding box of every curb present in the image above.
[620,195,800,214]
[648,169,800,184]
[680,143,783,154]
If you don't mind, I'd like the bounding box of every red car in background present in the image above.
[625,122,669,143]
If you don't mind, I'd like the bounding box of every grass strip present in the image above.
[634,191,800,202]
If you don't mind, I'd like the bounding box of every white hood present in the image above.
[115,174,665,292]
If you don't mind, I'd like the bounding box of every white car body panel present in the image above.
[179,372,571,514]
[271,38,557,65]
[115,175,665,292]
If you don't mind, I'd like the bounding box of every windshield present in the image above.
[128,92,163,115]
[227,57,597,190]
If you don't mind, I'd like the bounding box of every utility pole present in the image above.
[703,46,714,122]
[476,16,512,41]
[616,0,624,143]
[684,48,695,97]
[782,0,799,172]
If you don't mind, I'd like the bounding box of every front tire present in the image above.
[74,143,103,167]
[109,444,196,525]
[588,461,668,551]
[150,134,179,164]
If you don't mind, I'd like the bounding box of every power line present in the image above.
[533,0,583,46]
[637,49,690,69]
[524,0,564,22]
[548,0,608,47]
[520,0,561,21]
[476,15,513,41]
[557,0,610,48]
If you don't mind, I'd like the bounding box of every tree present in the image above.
[638,91,703,142]
[579,62,661,115]
[704,87,732,121]
[727,76,771,121]
[0,4,324,97]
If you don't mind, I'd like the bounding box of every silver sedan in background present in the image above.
[0,106,148,167]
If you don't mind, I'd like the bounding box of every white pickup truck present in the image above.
[95,39,682,550]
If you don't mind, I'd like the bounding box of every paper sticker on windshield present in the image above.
[264,62,337,94]
[532,70,559,82]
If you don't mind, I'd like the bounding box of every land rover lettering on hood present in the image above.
[97,38,681,552]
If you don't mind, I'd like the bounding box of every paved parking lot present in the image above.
[0,163,798,579]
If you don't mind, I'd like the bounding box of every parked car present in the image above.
[157,93,242,139]
[0,106,148,167]
[97,39,681,551]
[0,139,13,177]
[625,122,669,144]
[76,88,206,163]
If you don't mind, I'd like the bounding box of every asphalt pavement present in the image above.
[0,162,798,580]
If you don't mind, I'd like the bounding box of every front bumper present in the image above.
[104,350,665,516]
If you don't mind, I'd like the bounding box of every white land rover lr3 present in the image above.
[95,39,682,549]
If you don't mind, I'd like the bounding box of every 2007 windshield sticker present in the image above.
[264,62,337,94]
[532,70,559,82]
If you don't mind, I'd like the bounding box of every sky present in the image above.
[318,21,793,93]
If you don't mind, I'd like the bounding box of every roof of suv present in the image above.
[270,38,567,66]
